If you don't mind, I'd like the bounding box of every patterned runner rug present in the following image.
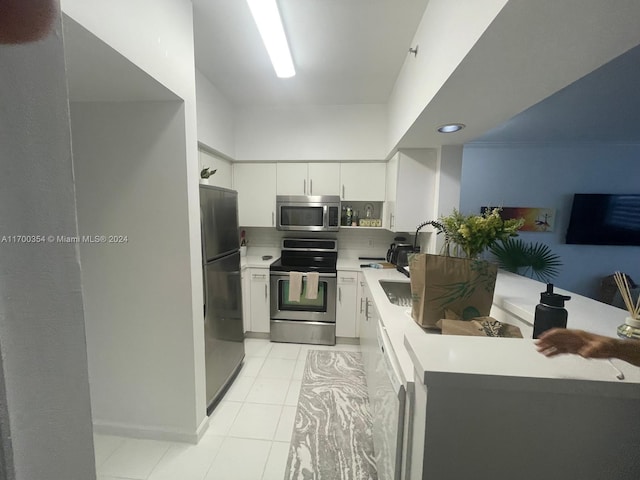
[285,350,377,480]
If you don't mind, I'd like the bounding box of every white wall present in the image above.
[0,10,95,480]
[460,144,640,299]
[387,0,508,150]
[199,149,233,189]
[196,70,235,158]
[234,104,388,161]
[62,0,207,434]
[423,145,463,254]
[71,101,206,441]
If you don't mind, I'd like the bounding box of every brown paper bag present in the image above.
[409,253,498,330]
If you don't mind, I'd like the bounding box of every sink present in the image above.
[379,280,412,307]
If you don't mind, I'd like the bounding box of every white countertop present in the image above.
[492,271,629,337]
[240,247,279,269]
[405,334,640,394]
[361,268,431,385]
[243,247,640,390]
[337,257,387,271]
[362,268,640,391]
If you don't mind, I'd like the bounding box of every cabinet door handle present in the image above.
[365,299,370,320]
[390,213,395,228]
[304,179,306,194]
[272,212,275,226]
[264,284,267,299]
[359,297,364,314]
[310,179,313,195]
[342,185,345,199]
[339,286,342,303]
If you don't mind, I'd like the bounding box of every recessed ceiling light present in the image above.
[247,0,295,78]
[437,123,465,133]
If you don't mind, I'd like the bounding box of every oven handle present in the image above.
[269,271,336,279]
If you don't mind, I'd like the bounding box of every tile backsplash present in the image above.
[240,227,410,259]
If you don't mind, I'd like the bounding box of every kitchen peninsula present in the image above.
[359,267,640,480]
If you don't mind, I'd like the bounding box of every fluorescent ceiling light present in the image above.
[437,123,465,133]
[247,0,295,78]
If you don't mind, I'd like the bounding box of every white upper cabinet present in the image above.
[277,162,340,196]
[340,162,386,201]
[233,163,277,227]
[276,163,307,195]
[308,163,340,196]
[384,149,437,233]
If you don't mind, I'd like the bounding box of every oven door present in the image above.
[270,271,337,323]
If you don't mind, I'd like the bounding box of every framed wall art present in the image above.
[482,207,555,232]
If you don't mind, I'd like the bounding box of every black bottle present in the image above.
[533,284,571,339]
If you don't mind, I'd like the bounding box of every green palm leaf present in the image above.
[490,238,562,283]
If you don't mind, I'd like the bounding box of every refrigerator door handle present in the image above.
[203,270,208,320]
[201,205,208,320]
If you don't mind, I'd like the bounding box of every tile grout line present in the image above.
[142,442,173,480]
[94,436,125,473]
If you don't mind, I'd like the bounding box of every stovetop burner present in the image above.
[270,238,338,273]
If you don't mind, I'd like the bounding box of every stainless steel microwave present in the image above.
[276,195,341,232]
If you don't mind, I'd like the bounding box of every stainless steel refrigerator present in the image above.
[200,185,245,414]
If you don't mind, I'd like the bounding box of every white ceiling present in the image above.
[192,0,430,106]
[62,1,640,147]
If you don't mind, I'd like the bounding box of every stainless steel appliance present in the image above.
[372,320,406,480]
[276,195,341,232]
[200,185,245,414]
[269,238,338,345]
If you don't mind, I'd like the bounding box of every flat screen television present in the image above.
[566,194,640,246]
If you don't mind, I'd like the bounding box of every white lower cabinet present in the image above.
[248,267,270,333]
[241,267,251,333]
[356,273,367,333]
[360,275,411,480]
[336,270,358,338]
[359,284,402,479]
[359,283,378,381]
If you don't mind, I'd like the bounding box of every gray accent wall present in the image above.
[460,143,640,300]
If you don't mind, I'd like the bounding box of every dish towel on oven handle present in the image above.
[288,271,303,302]
[305,272,319,300]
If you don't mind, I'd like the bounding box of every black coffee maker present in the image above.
[386,237,414,267]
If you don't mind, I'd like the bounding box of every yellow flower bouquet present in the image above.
[435,208,524,259]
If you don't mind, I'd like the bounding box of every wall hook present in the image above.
[409,45,419,57]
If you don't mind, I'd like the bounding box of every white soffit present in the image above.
[396,0,640,148]
[63,15,179,103]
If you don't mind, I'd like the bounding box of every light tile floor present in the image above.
[94,338,361,480]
